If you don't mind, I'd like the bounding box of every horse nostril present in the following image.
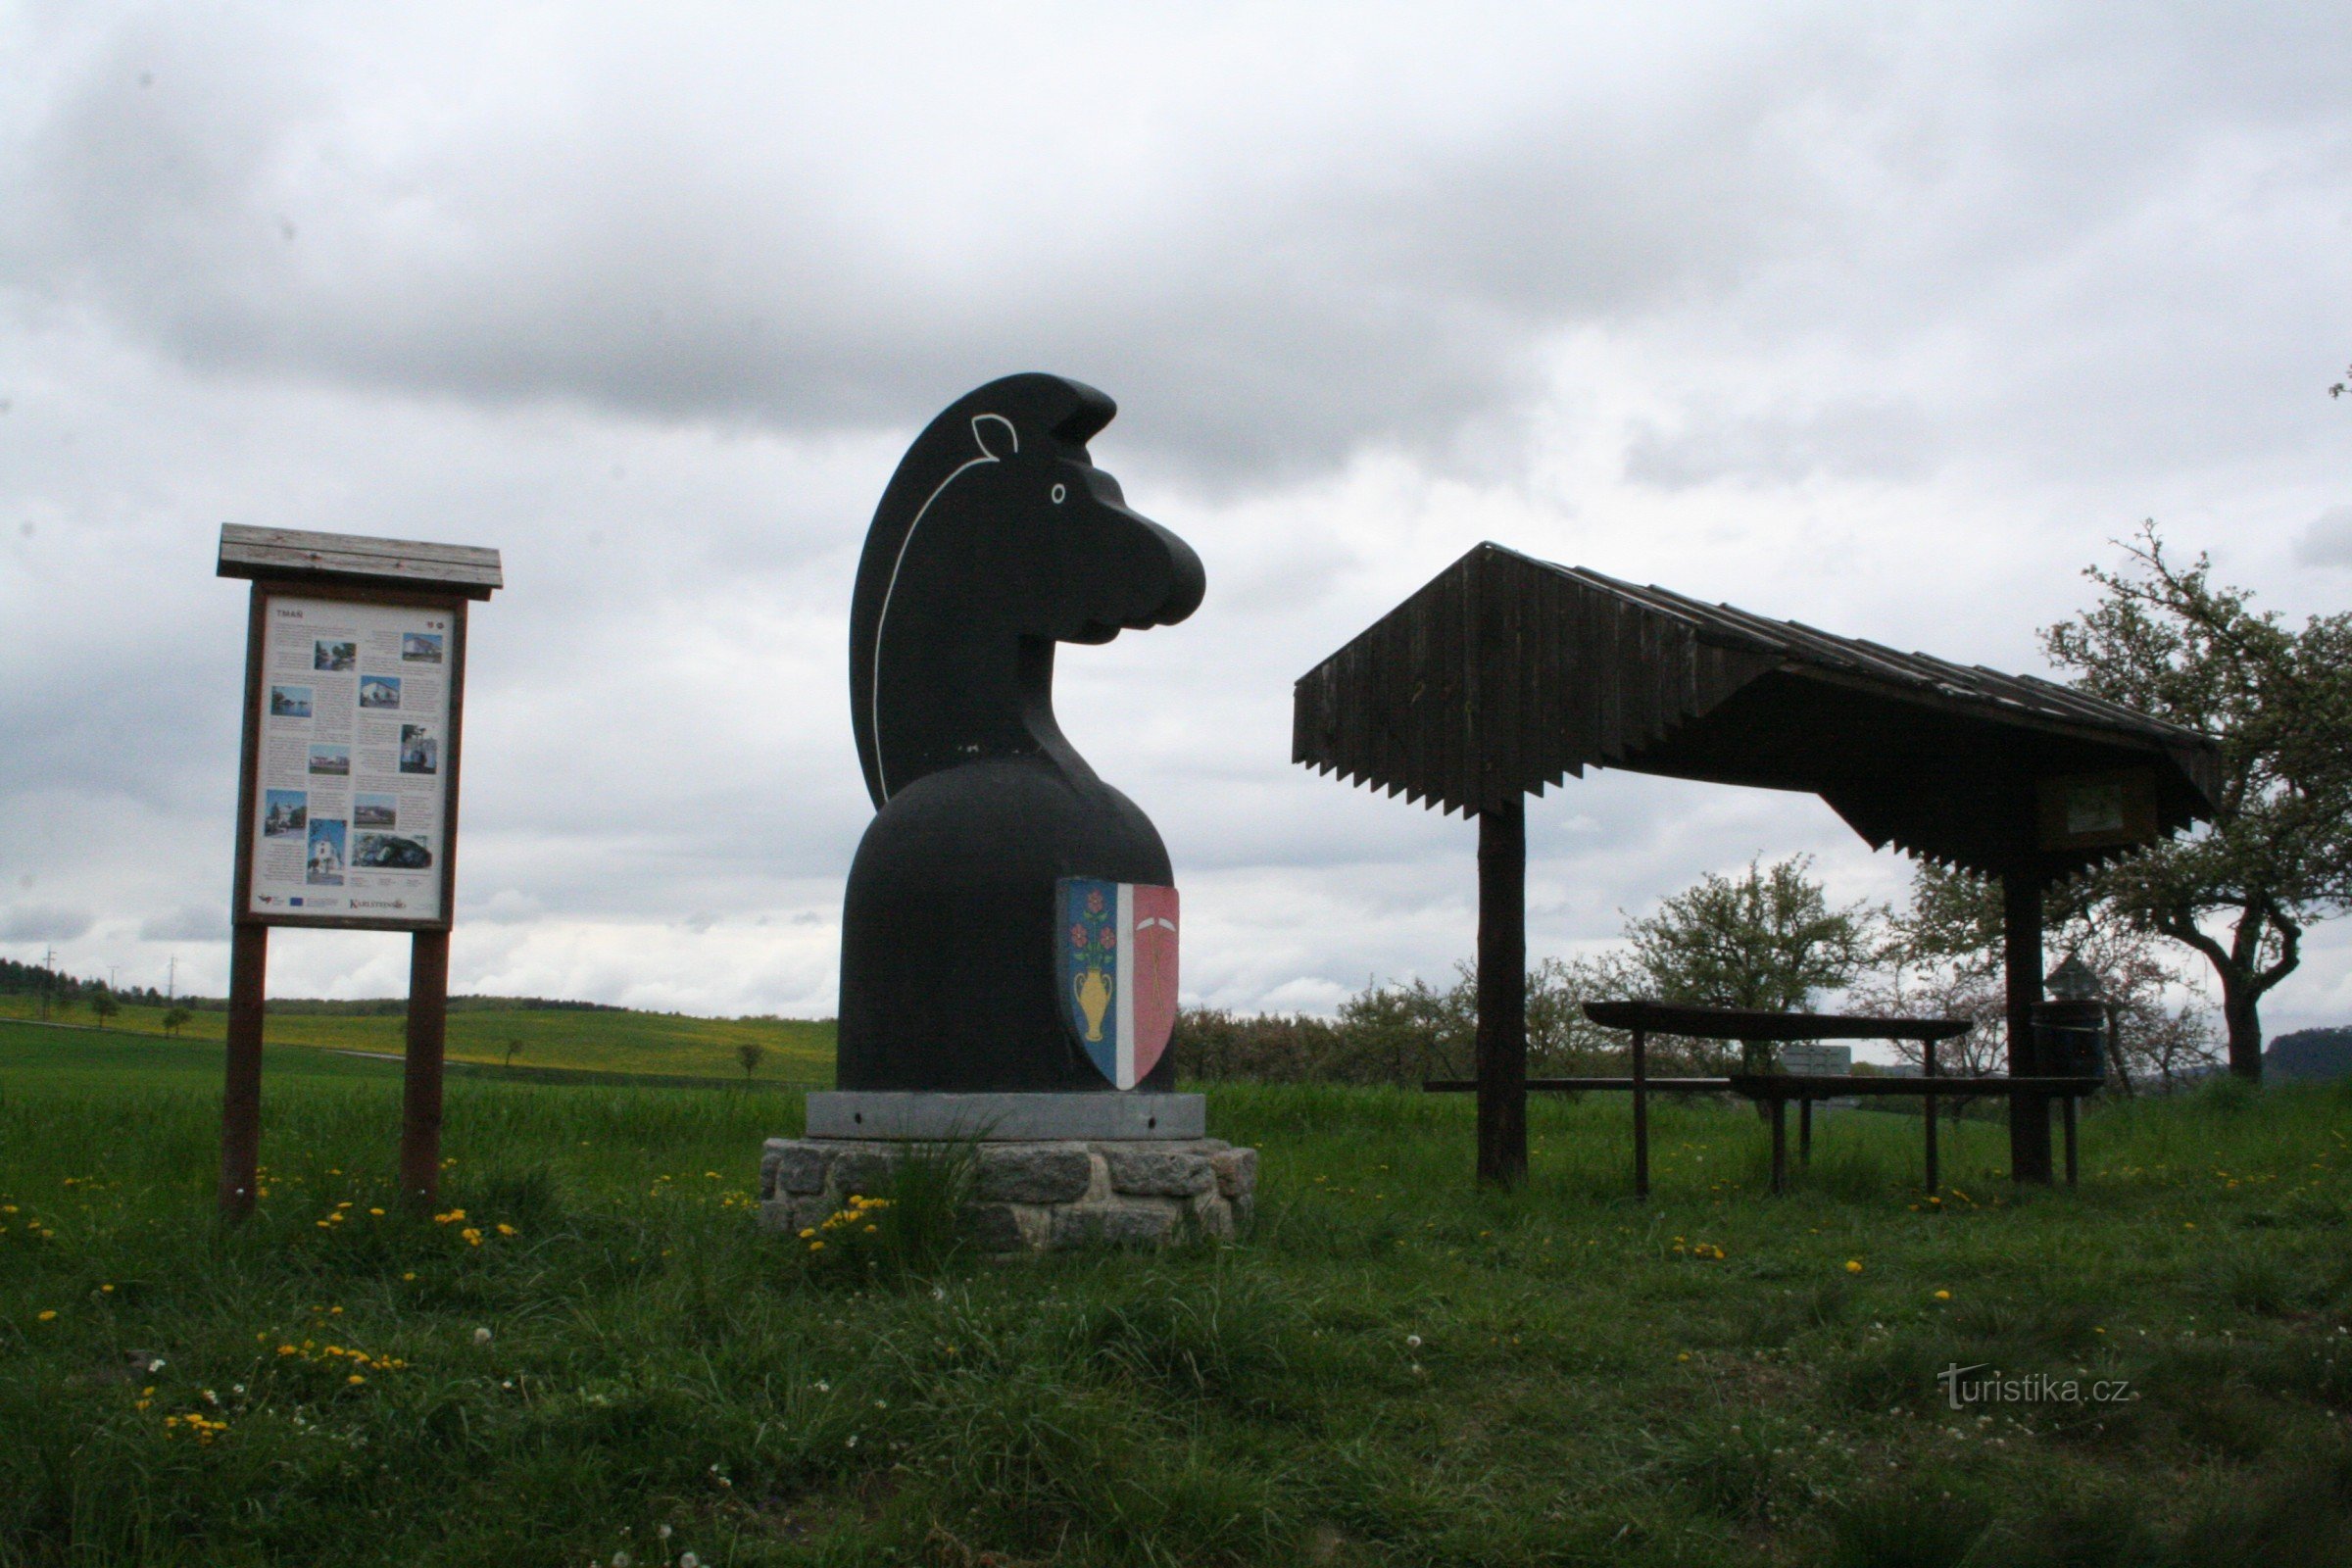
[1051,484,1066,504]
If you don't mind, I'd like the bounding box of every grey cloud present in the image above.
[2296,505,2352,567]
[137,906,227,941]
[0,905,95,942]
[1624,398,1939,490]
[0,9,1888,484]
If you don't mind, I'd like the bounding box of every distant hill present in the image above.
[0,956,834,1083]
[2268,1028,2352,1083]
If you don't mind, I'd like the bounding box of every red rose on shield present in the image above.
[1086,889,1105,915]
[1070,924,1088,948]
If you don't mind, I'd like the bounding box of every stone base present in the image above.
[806,1091,1204,1141]
[759,1135,1256,1254]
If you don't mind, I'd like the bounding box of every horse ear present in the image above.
[971,414,1019,461]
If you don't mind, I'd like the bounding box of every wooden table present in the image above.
[1426,1002,2100,1199]
[1724,1072,2103,1195]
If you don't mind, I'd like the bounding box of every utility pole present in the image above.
[168,956,176,1004]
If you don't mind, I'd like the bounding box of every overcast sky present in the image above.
[5,4,2350,1033]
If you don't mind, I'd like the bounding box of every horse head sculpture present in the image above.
[839,375,1204,1093]
[850,374,1201,804]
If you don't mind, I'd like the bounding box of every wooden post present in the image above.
[1923,1037,1939,1196]
[1798,1097,1813,1166]
[400,929,451,1207]
[1770,1096,1788,1194]
[1631,1028,1649,1200]
[1475,800,1528,1189]
[2003,867,2053,1184]
[2062,1094,2079,1188]
[218,924,269,1219]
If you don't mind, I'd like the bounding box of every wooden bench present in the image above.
[1426,1001,2100,1199]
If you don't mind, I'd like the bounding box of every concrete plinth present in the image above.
[759,1134,1256,1255]
[805,1091,1204,1141]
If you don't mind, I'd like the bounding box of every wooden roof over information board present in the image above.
[218,524,504,599]
[1293,543,2223,877]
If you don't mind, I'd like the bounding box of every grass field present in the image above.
[4,1019,2351,1566]
[0,996,836,1085]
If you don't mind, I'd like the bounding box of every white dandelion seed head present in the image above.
[1405,1335,1422,1348]
[473,1327,492,1346]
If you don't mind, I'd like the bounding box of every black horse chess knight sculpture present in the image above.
[839,373,1203,1094]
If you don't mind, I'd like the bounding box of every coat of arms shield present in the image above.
[1056,877,1179,1090]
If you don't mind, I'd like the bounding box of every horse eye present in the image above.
[1051,484,1067,504]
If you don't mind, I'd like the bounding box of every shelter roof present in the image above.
[1293,543,2223,877]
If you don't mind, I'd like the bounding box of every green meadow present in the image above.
[0,997,835,1085]
[4,1018,2351,1566]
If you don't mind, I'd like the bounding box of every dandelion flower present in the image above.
[680,1554,701,1568]
[473,1327,492,1346]
[612,1552,631,1567]
[36,1309,56,1322]
[1677,1352,1690,1362]
[100,1284,114,1294]
[1845,1260,1864,1274]
[347,1374,366,1386]
[1934,1290,1951,1301]
[1405,1334,1422,1348]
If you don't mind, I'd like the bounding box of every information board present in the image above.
[242,593,460,924]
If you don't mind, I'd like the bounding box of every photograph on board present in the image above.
[262,789,307,837]
[398,724,438,775]
[313,639,357,672]
[358,674,402,710]
[353,794,398,828]
[269,685,313,719]
[305,819,346,886]
[401,631,444,663]
[308,744,351,776]
[355,832,432,871]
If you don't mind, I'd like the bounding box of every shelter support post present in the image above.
[218,924,268,1219]
[2003,868,2054,1184]
[2063,1094,2079,1188]
[400,929,451,1207]
[1631,1029,1649,1200]
[1475,800,1528,1189]
[1923,1038,1939,1195]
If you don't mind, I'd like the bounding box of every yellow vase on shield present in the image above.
[1073,968,1111,1042]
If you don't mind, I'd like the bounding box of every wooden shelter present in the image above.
[1294,543,2224,1185]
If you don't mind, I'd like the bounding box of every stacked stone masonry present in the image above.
[759,1137,1257,1254]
